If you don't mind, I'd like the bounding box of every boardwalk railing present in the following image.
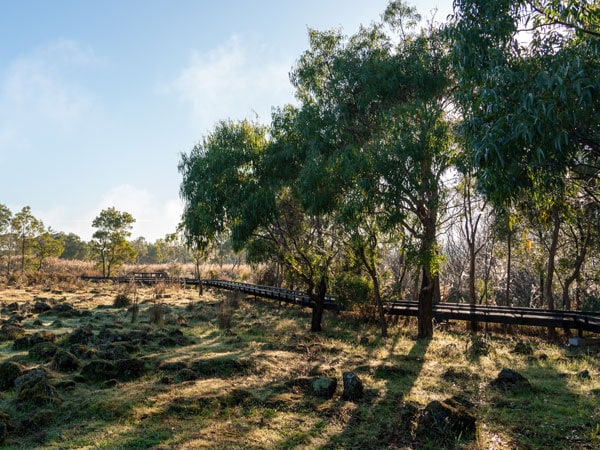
[81,274,600,334]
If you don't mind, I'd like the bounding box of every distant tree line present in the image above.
[179,0,600,338]
[0,204,238,279]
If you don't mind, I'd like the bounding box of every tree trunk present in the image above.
[506,226,512,307]
[310,276,327,332]
[371,271,387,338]
[418,266,435,339]
[544,206,560,340]
[468,240,478,333]
[562,221,591,311]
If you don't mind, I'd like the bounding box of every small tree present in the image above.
[90,207,136,277]
[11,206,43,274]
[0,204,12,277]
[32,231,64,271]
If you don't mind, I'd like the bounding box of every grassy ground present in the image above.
[0,281,598,449]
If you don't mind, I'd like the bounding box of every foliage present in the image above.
[90,207,137,277]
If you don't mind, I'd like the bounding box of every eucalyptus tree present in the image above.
[90,207,136,277]
[179,118,340,331]
[288,2,455,338]
[450,0,599,335]
[0,204,11,277]
[32,231,64,271]
[11,206,44,274]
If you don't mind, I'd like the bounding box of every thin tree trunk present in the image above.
[544,206,560,340]
[506,226,512,307]
[562,221,591,311]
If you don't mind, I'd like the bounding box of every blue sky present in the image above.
[0,1,452,241]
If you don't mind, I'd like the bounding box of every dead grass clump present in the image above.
[149,304,164,325]
[113,294,131,308]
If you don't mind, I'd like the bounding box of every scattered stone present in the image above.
[14,369,61,405]
[490,368,532,392]
[28,342,59,361]
[98,343,130,360]
[341,372,363,401]
[467,337,492,357]
[442,367,478,382]
[31,319,43,327]
[114,358,145,381]
[80,360,117,382]
[22,408,54,428]
[0,323,25,341]
[5,302,19,312]
[69,344,96,359]
[30,330,56,345]
[174,368,198,383]
[578,370,591,380]
[12,336,31,350]
[51,351,81,372]
[158,361,188,372]
[0,361,24,391]
[0,412,13,445]
[418,396,476,441]
[311,377,337,399]
[50,303,79,317]
[33,302,52,313]
[374,364,412,379]
[512,341,534,355]
[68,325,93,345]
[190,357,252,378]
[50,320,64,329]
[102,379,118,388]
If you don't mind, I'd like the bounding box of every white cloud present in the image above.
[163,35,295,132]
[95,185,182,241]
[1,39,98,129]
[38,185,183,242]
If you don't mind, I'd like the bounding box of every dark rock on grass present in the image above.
[14,369,61,405]
[374,364,413,379]
[512,341,534,355]
[0,323,25,341]
[30,330,57,345]
[49,303,79,318]
[51,351,81,372]
[0,412,13,445]
[442,367,479,382]
[98,343,131,360]
[80,360,117,382]
[0,361,25,391]
[69,344,97,359]
[490,368,532,392]
[341,372,364,401]
[21,408,54,428]
[12,336,31,351]
[33,302,52,313]
[67,325,93,345]
[578,369,591,379]
[114,358,145,381]
[158,361,188,372]
[29,342,59,361]
[50,320,64,328]
[311,377,337,399]
[174,368,198,383]
[80,358,145,382]
[418,396,476,442]
[467,337,492,357]
[190,356,253,378]
[5,302,20,312]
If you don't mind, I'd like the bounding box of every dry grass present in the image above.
[0,281,598,449]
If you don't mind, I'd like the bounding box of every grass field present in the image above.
[0,281,598,449]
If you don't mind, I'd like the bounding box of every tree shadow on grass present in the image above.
[478,342,600,449]
[316,336,432,449]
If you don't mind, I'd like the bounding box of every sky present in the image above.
[0,0,453,241]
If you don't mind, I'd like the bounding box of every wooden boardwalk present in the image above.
[81,275,600,335]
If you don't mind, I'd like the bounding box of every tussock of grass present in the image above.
[0,283,598,449]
